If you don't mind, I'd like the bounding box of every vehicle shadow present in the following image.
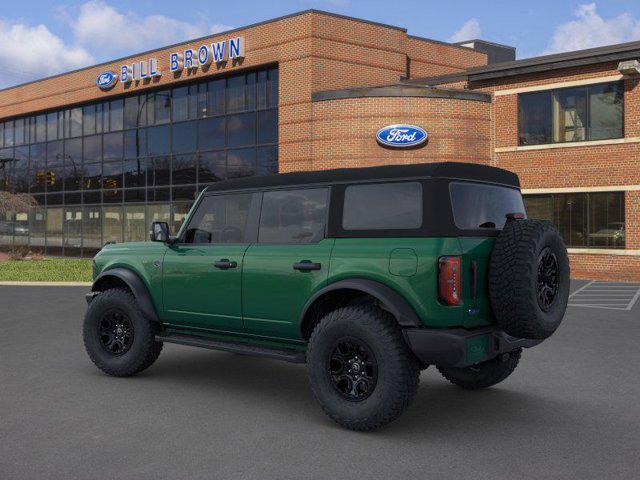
[128,346,582,438]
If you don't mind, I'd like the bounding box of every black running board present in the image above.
[156,333,306,364]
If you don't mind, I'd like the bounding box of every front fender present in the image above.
[92,268,160,323]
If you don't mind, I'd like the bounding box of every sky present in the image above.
[1,0,640,88]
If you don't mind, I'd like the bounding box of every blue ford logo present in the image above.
[96,71,118,90]
[376,124,428,148]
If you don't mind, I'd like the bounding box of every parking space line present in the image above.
[568,280,640,311]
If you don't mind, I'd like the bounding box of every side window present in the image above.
[259,188,328,243]
[343,182,422,230]
[184,193,253,244]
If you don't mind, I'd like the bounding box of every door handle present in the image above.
[214,259,237,269]
[293,261,321,271]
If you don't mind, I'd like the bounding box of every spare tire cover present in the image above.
[489,219,570,340]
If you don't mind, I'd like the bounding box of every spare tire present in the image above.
[489,218,570,340]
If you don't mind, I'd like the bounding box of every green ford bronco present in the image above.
[83,162,570,430]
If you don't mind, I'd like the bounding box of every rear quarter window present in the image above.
[450,182,525,230]
[342,182,422,230]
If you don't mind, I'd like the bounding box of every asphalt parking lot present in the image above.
[1,281,639,480]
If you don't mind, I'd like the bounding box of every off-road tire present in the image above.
[307,305,420,431]
[437,348,521,390]
[489,219,570,340]
[83,288,163,377]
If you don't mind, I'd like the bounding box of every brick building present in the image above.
[0,10,638,281]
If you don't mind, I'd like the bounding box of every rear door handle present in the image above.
[293,261,321,271]
[214,259,237,269]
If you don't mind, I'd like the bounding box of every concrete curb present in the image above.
[0,281,92,287]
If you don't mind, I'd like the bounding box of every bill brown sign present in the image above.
[97,36,245,89]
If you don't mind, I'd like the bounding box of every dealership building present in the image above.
[0,10,639,281]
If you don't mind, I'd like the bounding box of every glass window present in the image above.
[124,205,146,242]
[196,83,207,118]
[96,103,104,134]
[172,154,197,185]
[207,79,225,116]
[28,144,46,193]
[154,91,171,124]
[35,115,47,143]
[64,207,83,255]
[259,188,328,243]
[553,87,588,143]
[5,121,15,146]
[83,161,102,191]
[184,193,253,244]
[257,146,278,176]
[83,135,102,163]
[172,121,197,154]
[124,129,145,158]
[148,156,170,186]
[13,146,29,193]
[147,125,170,155]
[102,160,123,190]
[172,86,189,122]
[450,182,525,230]
[227,148,255,179]
[83,105,96,136]
[82,206,102,250]
[519,82,623,145]
[29,207,46,249]
[123,158,146,188]
[257,109,277,144]
[46,141,64,193]
[257,70,268,110]
[525,192,624,249]
[109,99,124,131]
[246,72,256,110]
[124,96,139,129]
[198,117,225,150]
[69,108,83,138]
[198,151,225,184]
[103,206,123,243]
[518,91,552,145]
[343,182,422,230]
[590,83,624,141]
[103,132,123,160]
[14,118,26,145]
[227,112,256,147]
[0,122,4,148]
[172,202,192,232]
[46,207,63,250]
[226,75,245,113]
[64,138,82,192]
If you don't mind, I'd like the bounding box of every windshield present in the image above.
[450,182,525,230]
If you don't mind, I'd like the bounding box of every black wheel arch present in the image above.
[298,278,422,340]
[92,268,160,323]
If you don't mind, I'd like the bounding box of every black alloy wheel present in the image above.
[537,247,559,312]
[328,337,378,401]
[98,310,134,356]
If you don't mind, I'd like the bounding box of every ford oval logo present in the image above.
[376,124,428,148]
[96,71,118,90]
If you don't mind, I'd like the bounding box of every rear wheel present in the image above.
[437,348,521,390]
[307,305,420,431]
[83,288,163,377]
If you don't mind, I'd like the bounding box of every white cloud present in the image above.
[69,1,233,57]
[448,19,481,43]
[543,3,640,54]
[0,20,93,88]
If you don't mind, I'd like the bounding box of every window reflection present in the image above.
[0,67,277,255]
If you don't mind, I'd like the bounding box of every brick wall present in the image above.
[406,37,487,79]
[473,63,640,281]
[306,95,491,171]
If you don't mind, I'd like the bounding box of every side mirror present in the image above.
[150,221,171,242]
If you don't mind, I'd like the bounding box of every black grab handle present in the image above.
[293,262,321,271]
[214,260,237,269]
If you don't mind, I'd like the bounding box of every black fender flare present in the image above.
[298,279,422,337]
[92,268,160,323]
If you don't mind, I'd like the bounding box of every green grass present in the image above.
[0,258,93,282]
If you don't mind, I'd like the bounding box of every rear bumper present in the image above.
[403,326,542,369]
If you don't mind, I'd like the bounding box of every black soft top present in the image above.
[205,162,520,193]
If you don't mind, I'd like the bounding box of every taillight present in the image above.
[438,256,461,306]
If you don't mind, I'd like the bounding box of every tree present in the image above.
[0,191,37,216]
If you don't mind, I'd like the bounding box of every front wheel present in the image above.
[437,348,521,390]
[83,288,163,377]
[307,305,420,431]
